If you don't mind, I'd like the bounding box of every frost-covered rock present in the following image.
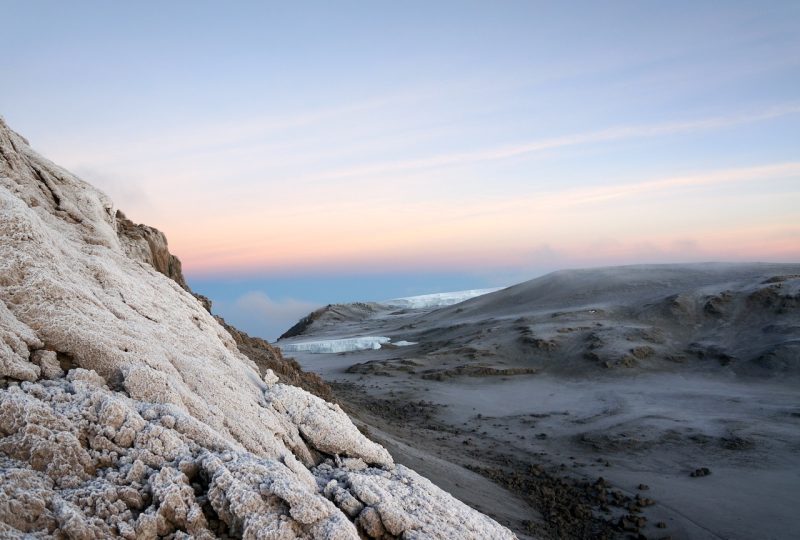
[315,462,515,539]
[266,384,394,467]
[0,116,517,539]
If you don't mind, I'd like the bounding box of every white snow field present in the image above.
[280,336,417,354]
[383,288,504,309]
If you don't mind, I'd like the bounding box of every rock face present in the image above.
[0,116,517,539]
[115,210,189,292]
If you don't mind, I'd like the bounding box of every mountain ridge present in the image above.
[281,262,800,376]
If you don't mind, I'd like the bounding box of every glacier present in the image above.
[279,336,417,354]
[383,287,504,309]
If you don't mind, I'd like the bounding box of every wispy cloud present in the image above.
[291,104,800,183]
[52,91,425,167]
[174,160,800,273]
[532,162,800,208]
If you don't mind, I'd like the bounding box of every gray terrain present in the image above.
[278,264,800,539]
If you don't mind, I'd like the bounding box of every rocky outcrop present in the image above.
[0,116,517,539]
[280,306,331,340]
[279,303,380,341]
[116,210,189,291]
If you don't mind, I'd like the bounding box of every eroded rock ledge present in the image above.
[0,116,517,539]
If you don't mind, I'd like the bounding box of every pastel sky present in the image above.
[3,1,799,339]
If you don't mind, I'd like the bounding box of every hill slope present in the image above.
[284,263,800,376]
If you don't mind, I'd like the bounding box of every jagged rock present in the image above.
[0,116,517,539]
[115,210,189,292]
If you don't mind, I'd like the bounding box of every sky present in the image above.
[2,1,799,339]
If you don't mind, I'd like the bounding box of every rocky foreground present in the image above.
[0,117,516,539]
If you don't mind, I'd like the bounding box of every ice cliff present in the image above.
[281,337,417,354]
[383,289,504,310]
[0,117,516,539]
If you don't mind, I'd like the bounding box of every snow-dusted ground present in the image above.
[280,336,416,354]
[383,288,504,309]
